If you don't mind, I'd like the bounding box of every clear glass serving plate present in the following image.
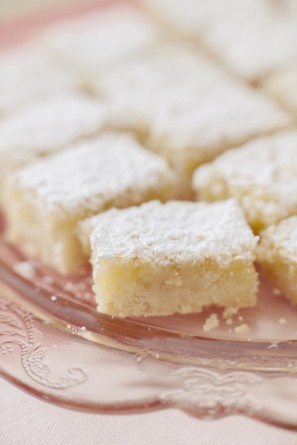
[2,0,297,432]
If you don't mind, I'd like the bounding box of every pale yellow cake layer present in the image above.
[98,44,290,195]
[94,257,257,317]
[193,131,297,233]
[263,63,297,116]
[143,0,297,82]
[89,200,258,317]
[257,217,297,304]
[3,133,176,274]
[0,43,82,115]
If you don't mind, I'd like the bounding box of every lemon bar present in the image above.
[3,133,176,274]
[263,63,297,116]
[0,93,106,180]
[98,44,290,193]
[41,5,163,80]
[193,131,297,233]
[0,43,81,115]
[257,217,297,304]
[87,199,258,317]
[144,0,297,82]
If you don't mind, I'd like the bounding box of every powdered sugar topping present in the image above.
[193,131,297,227]
[261,217,297,262]
[90,199,258,267]
[98,43,289,159]
[42,5,164,75]
[194,131,297,195]
[0,43,81,115]
[0,93,106,173]
[12,133,175,220]
[144,0,297,80]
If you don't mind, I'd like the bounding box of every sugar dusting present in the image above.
[100,43,288,157]
[145,0,297,80]
[13,132,175,219]
[194,131,297,228]
[89,199,258,268]
[0,43,81,114]
[0,93,106,174]
[42,5,163,74]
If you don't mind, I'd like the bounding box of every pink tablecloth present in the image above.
[0,378,296,445]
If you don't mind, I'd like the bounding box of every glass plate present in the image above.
[2,1,297,432]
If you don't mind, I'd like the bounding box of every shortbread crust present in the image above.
[88,199,258,316]
[193,131,297,232]
[3,133,176,273]
[257,217,297,304]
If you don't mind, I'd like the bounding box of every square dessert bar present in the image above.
[193,131,297,233]
[98,44,290,194]
[144,0,297,82]
[263,63,297,117]
[257,217,297,304]
[0,93,106,180]
[3,133,176,274]
[87,199,259,317]
[41,4,164,80]
[0,43,81,115]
